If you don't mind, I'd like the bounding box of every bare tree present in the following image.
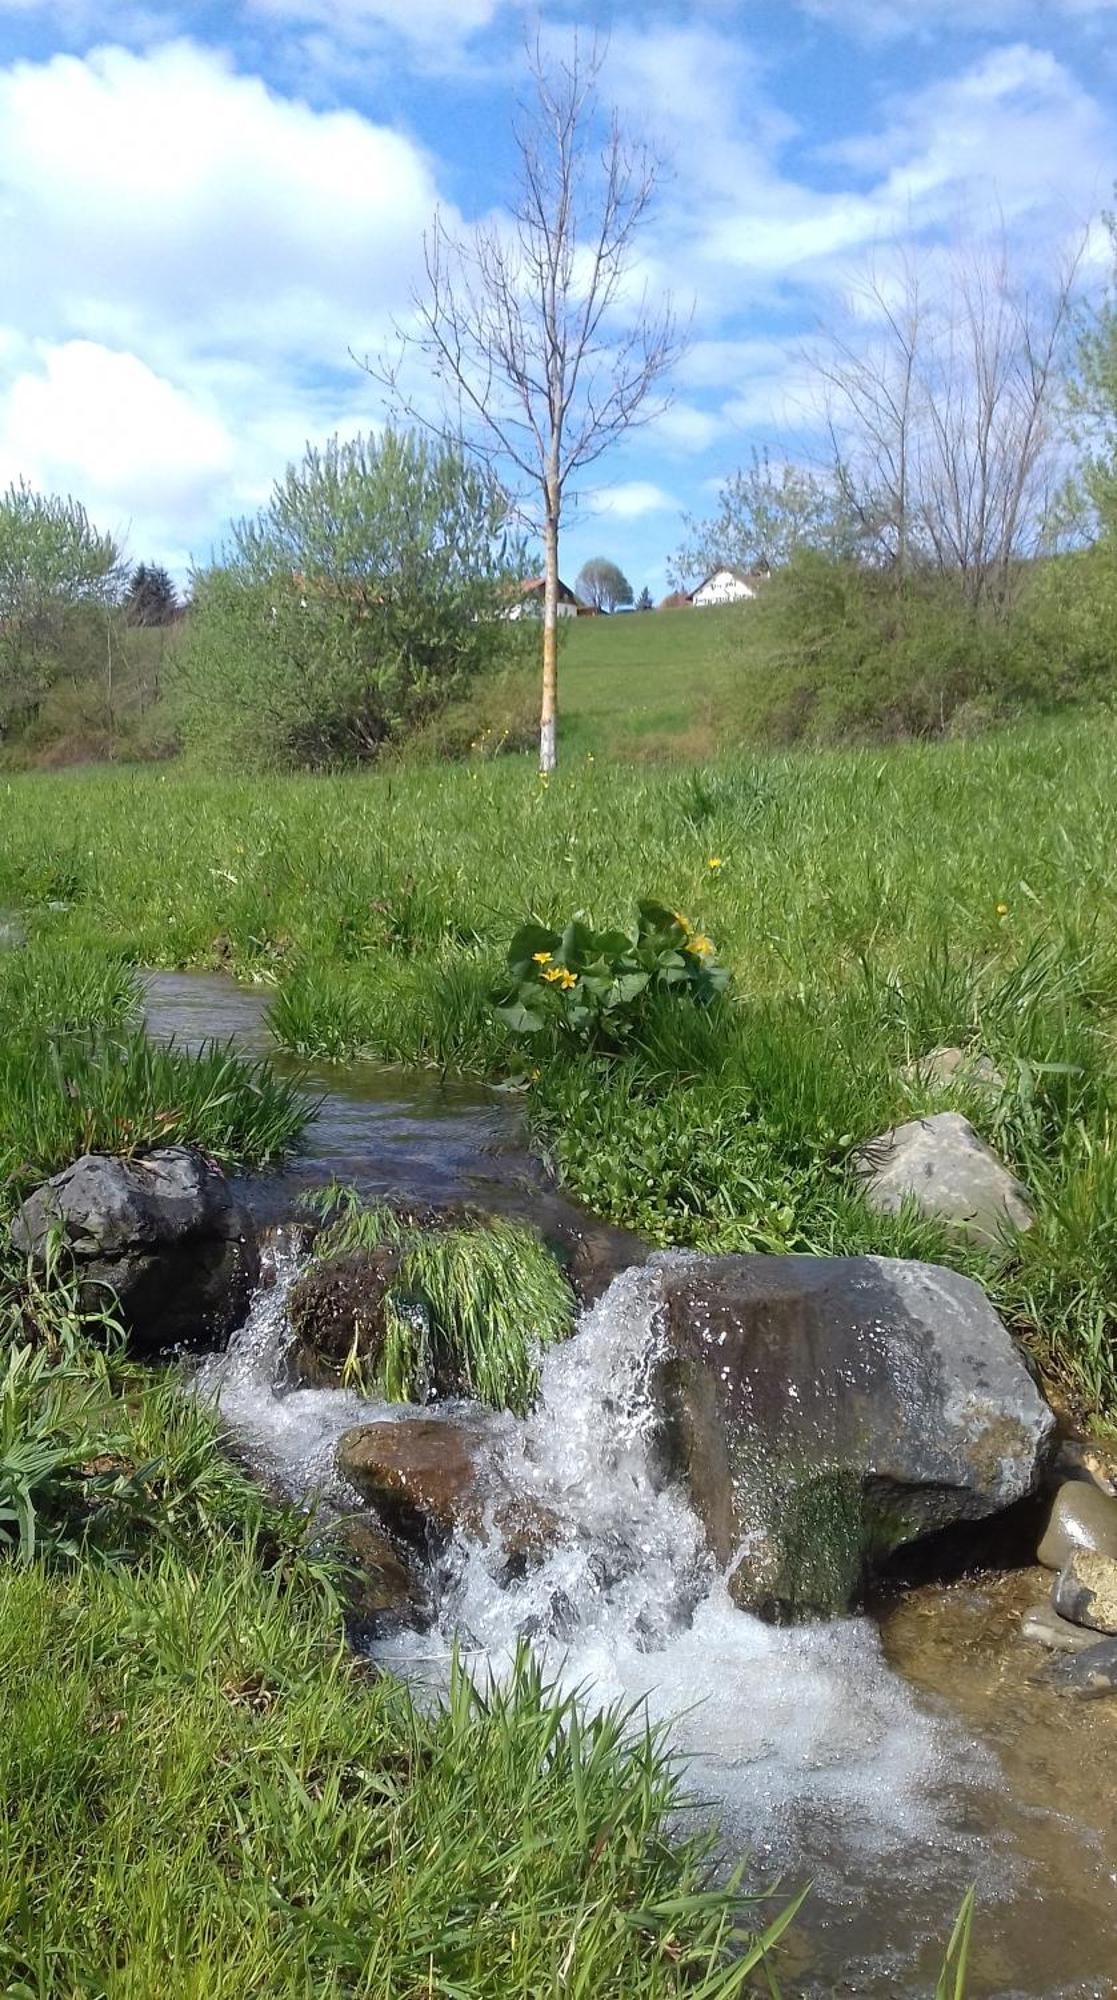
[365,37,682,768]
[814,237,1083,609]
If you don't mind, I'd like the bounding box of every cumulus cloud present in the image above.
[0,39,447,564]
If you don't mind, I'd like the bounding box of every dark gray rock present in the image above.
[853,1111,1034,1248]
[1052,1551,1117,1635]
[10,1146,258,1353]
[1037,1480,1117,1570]
[657,1252,1055,1621]
[1043,1634,1117,1700]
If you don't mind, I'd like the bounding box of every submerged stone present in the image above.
[10,1146,258,1353]
[1020,1601,1102,1654]
[1037,1481,1117,1570]
[1044,1634,1117,1700]
[657,1252,1055,1621]
[853,1110,1034,1248]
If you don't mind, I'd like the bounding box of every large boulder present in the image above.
[853,1110,1033,1248]
[657,1252,1055,1621]
[10,1146,258,1353]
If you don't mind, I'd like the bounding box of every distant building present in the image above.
[658,589,694,610]
[690,564,767,608]
[504,575,586,619]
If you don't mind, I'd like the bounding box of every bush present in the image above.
[177,430,532,771]
[726,554,1067,745]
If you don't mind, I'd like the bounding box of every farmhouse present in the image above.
[503,575,586,619]
[691,564,766,607]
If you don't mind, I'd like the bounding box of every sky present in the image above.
[0,0,1113,598]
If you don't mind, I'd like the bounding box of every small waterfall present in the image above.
[197,1243,970,1887]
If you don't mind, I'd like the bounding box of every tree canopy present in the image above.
[575,558,634,612]
[0,481,120,734]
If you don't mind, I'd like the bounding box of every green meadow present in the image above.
[3,707,1117,1421]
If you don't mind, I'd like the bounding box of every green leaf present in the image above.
[494,1000,546,1034]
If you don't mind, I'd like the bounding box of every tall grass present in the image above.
[307,1192,574,1412]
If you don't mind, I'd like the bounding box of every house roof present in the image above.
[693,562,770,592]
[513,574,582,603]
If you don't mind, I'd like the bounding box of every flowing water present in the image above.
[153,971,1117,1998]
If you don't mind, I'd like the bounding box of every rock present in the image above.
[902,1046,1006,1103]
[1052,1550,1117,1635]
[333,1514,429,1632]
[658,1252,1055,1621]
[10,1147,258,1354]
[1043,1634,1117,1700]
[1037,1481,1117,1570]
[0,912,25,949]
[286,1247,400,1390]
[336,1415,561,1567]
[853,1110,1034,1248]
[1020,1601,1102,1654]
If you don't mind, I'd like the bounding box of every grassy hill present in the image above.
[438,603,761,763]
[556,604,755,758]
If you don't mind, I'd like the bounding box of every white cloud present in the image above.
[587,480,676,519]
[0,39,448,565]
[801,0,1117,36]
[248,0,504,53]
[0,341,233,526]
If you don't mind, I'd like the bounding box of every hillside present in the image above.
[556,603,756,757]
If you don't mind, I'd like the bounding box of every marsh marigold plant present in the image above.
[493,900,729,1048]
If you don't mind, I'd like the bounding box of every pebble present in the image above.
[1052,1551,1117,1636]
[1037,1480,1117,1570]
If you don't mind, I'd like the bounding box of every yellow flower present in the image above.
[707,856,723,870]
[672,909,692,933]
[542,965,578,989]
[996,902,1009,916]
[686,934,714,957]
[532,950,553,963]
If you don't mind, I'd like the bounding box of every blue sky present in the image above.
[0,0,1113,595]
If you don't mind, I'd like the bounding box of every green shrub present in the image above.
[177,430,532,771]
[726,554,1065,745]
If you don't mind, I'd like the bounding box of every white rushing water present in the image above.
[196,1234,987,1910]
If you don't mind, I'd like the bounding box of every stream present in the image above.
[147,971,1117,1999]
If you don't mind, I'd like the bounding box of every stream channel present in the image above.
[145,970,1117,1999]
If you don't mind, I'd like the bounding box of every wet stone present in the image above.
[1052,1551,1117,1636]
[1044,1634,1117,1701]
[287,1247,400,1389]
[1037,1481,1117,1570]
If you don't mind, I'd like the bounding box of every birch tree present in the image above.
[367,37,681,770]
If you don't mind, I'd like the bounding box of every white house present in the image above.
[503,575,584,620]
[691,565,765,608]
